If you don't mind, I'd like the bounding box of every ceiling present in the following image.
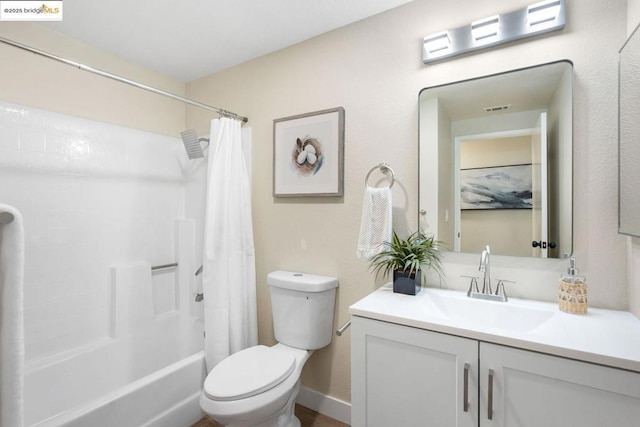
[39,0,415,83]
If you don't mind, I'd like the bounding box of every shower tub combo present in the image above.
[0,99,209,427]
[23,226,207,427]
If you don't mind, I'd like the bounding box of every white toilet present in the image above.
[200,271,339,427]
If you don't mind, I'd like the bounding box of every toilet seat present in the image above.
[204,345,296,402]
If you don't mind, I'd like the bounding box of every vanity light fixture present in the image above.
[471,16,500,44]
[423,0,565,64]
[424,31,450,54]
[527,0,562,27]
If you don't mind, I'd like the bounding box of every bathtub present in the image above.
[32,352,205,427]
[25,324,206,427]
[20,215,208,427]
[24,312,206,427]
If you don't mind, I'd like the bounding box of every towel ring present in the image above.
[365,163,395,189]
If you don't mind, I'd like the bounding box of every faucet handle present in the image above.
[494,279,516,301]
[461,275,480,296]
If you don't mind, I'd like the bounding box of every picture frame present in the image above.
[460,164,533,209]
[273,107,344,197]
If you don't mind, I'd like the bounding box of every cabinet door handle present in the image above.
[488,369,494,420]
[463,363,470,412]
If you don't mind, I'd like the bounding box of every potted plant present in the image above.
[369,230,444,295]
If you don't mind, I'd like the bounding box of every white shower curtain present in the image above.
[0,204,24,427]
[202,117,257,370]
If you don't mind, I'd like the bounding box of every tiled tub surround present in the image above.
[0,100,205,425]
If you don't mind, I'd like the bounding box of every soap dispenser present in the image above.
[558,257,587,314]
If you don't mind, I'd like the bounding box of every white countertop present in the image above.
[349,284,640,373]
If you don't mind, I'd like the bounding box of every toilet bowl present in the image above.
[200,343,311,427]
[200,271,338,427]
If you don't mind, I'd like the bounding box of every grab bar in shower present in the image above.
[151,262,178,272]
[0,211,15,225]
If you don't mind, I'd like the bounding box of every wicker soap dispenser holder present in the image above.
[558,257,587,314]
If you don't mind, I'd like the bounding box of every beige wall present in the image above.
[460,136,532,168]
[461,210,534,256]
[187,0,629,403]
[0,23,185,135]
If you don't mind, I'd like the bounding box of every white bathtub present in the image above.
[22,217,207,427]
[24,265,206,427]
[25,313,206,427]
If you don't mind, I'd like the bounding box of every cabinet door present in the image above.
[479,343,640,427]
[351,317,478,427]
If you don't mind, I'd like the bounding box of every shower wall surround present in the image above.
[0,100,186,362]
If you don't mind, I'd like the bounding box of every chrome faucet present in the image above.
[462,245,515,302]
[479,245,492,294]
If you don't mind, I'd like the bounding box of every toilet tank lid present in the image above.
[267,271,338,292]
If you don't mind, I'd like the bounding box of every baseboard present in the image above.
[296,386,351,425]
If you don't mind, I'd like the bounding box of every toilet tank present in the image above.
[267,271,338,350]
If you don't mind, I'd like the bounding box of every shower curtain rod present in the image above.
[0,36,249,123]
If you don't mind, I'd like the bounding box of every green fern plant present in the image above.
[369,230,444,280]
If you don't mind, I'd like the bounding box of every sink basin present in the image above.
[426,289,554,332]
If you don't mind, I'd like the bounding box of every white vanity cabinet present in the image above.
[480,343,640,426]
[351,316,478,427]
[351,316,640,427]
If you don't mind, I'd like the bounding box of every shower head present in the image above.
[180,129,210,160]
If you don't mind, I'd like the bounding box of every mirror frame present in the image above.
[418,60,574,259]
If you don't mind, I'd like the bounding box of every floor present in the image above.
[192,404,349,427]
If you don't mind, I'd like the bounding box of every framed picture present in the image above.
[460,164,533,209]
[273,107,344,197]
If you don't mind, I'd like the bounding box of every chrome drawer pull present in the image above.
[488,369,495,420]
[463,363,470,412]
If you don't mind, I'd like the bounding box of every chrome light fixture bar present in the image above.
[423,0,565,64]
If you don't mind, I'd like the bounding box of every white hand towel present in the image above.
[356,187,393,259]
[0,204,24,427]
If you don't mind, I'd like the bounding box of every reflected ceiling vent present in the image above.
[483,104,511,113]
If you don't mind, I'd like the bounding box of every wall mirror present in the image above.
[419,61,573,259]
[619,25,640,237]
